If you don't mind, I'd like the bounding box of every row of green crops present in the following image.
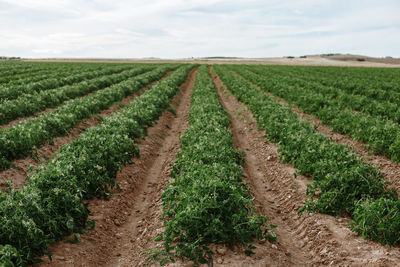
[160,65,276,265]
[0,65,155,125]
[254,66,400,122]
[257,65,400,103]
[0,64,195,265]
[1,64,98,88]
[228,66,400,162]
[283,66,400,106]
[213,65,400,246]
[0,62,122,86]
[0,64,133,102]
[295,65,400,96]
[0,65,178,171]
[0,62,53,83]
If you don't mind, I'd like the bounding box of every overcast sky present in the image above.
[1,0,399,58]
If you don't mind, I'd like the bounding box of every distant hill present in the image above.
[200,56,242,59]
[321,53,400,65]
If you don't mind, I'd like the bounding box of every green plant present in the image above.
[351,198,400,246]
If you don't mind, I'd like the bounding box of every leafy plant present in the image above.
[351,198,400,246]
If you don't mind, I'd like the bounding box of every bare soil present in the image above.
[0,71,173,191]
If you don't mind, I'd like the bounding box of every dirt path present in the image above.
[0,71,173,191]
[39,68,197,266]
[211,70,400,266]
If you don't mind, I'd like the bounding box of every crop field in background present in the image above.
[1,61,400,266]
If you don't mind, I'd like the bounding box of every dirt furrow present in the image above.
[211,70,400,266]
[233,71,400,194]
[39,67,197,266]
[0,71,173,191]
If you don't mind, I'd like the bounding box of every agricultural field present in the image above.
[1,60,400,266]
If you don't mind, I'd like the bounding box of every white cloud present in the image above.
[0,0,399,58]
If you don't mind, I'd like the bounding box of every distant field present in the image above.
[1,61,400,266]
[25,54,400,68]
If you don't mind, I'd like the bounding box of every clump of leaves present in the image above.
[350,198,400,246]
[0,245,23,266]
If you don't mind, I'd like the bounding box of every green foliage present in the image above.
[0,64,195,265]
[0,65,153,124]
[226,64,400,247]
[0,245,23,267]
[351,198,400,246]
[215,65,396,216]
[0,63,98,91]
[214,65,399,245]
[0,65,177,170]
[0,63,131,101]
[161,66,276,265]
[228,65,400,162]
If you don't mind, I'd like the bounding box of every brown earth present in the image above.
[38,67,197,266]
[0,71,173,191]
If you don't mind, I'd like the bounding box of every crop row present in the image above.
[0,62,115,85]
[0,63,51,82]
[325,67,400,93]
[0,65,177,171]
[0,67,71,86]
[283,66,400,106]
[0,65,155,125]
[228,66,400,162]
[1,63,103,88]
[296,65,400,94]
[0,64,195,265]
[248,65,400,122]
[213,66,400,246]
[0,64,134,101]
[271,65,400,101]
[250,66,400,121]
[160,65,275,265]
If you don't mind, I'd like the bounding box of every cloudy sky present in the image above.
[0,0,399,58]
